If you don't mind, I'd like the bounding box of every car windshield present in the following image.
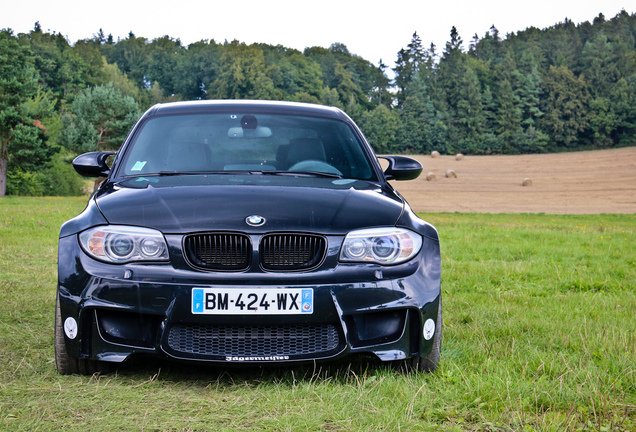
[119,113,376,180]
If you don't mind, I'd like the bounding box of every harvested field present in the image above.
[389,146,636,214]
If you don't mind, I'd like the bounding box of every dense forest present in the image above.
[1,10,635,196]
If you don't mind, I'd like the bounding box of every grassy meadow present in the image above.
[0,196,634,431]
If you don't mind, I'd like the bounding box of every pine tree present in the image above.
[59,83,141,153]
[580,31,620,97]
[372,60,392,106]
[393,48,411,108]
[494,78,522,151]
[0,30,56,196]
[454,66,486,152]
[540,65,590,149]
[516,66,544,127]
[393,32,427,108]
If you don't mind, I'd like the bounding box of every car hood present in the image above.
[93,175,405,234]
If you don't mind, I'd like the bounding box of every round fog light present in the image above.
[423,318,435,340]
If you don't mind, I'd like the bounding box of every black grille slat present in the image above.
[166,324,340,358]
[185,233,326,272]
[260,234,326,271]
[184,233,251,271]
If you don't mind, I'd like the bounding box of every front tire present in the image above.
[55,294,112,375]
[394,297,442,373]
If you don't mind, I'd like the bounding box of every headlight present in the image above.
[340,228,422,265]
[79,226,169,263]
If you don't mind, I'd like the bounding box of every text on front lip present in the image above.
[226,356,290,361]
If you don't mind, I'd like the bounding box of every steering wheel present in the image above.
[288,160,343,176]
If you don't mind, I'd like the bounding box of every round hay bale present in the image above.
[522,178,532,187]
[426,172,436,181]
[445,169,457,178]
[455,153,464,161]
[431,151,440,158]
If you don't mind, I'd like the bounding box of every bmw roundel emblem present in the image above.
[245,215,266,226]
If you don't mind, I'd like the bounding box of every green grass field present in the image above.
[0,197,634,431]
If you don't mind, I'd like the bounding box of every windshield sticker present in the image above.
[134,177,158,183]
[131,161,147,171]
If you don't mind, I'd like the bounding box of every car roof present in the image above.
[144,100,350,121]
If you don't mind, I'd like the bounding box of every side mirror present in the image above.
[72,151,116,177]
[379,156,422,181]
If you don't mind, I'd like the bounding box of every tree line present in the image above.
[1,10,635,196]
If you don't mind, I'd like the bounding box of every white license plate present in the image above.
[191,288,313,315]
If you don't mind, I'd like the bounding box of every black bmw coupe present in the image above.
[55,100,442,374]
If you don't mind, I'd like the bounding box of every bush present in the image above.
[6,152,87,196]
[38,152,87,196]
[6,170,45,196]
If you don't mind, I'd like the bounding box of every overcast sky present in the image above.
[3,0,634,69]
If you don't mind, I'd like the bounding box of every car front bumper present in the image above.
[57,234,441,367]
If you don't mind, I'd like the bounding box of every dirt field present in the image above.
[388,147,636,214]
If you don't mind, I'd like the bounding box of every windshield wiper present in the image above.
[257,170,343,179]
[133,170,255,176]
[124,170,344,179]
